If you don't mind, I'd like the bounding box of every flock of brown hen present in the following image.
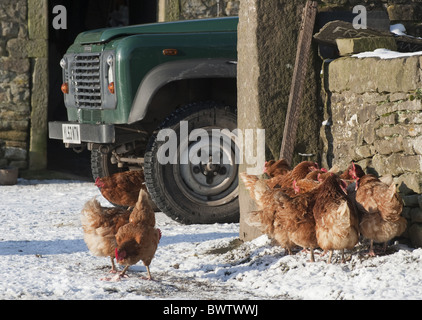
[81,170,161,281]
[241,159,407,263]
[79,158,407,281]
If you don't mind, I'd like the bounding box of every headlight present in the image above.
[106,55,113,66]
[59,58,67,69]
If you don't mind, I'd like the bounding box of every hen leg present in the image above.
[308,248,315,262]
[110,257,118,273]
[140,266,153,281]
[327,250,333,264]
[119,265,130,278]
[382,242,388,254]
[368,240,376,257]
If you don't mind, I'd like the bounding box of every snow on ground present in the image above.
[1,179,421,300]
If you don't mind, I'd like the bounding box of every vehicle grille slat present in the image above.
[75,85,101,90]
[71,53,102,109]
[75,72,100,78]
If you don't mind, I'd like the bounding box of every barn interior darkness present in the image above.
[47,0,157,178]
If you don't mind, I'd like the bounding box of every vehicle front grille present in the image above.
[72,53,102,109]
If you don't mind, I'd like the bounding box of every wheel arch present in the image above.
[127,58,237,125]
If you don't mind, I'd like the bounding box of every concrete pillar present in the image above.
[237,0,322,241]
[28,0,49,170]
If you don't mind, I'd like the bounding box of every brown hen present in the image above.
[264,159,290,178]
[355,174,406,256]
[240,172,319,261]
[313,174,359,263]
[267,161,319,189]
[95,170,148,208]
[114,189,161,280]
[80,199,131,273]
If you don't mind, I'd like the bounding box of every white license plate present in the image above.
[62,124,81,144]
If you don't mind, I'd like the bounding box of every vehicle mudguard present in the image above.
[127,58,237,124]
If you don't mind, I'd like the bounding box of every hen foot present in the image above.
[100,273,129,282]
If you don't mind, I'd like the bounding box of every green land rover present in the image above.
[48,17,239,224]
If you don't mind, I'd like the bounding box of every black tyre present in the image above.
[90,147,121,181]
[144,102,239,224]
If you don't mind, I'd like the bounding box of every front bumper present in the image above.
[48,121,115,144]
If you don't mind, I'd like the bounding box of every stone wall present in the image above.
[0,0,48,171]
[179,0,239,19]
[0,0,31,169]
[320,0,422,36]
[323,54,422,247]
[160,0,239,21]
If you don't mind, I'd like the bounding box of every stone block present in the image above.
[389,92,409,102]
[28,0,48,40]
[31,58,48,109]
[402,194,420,207]
[398,111,422,125]
[358,103,377,125]
[373,154,422,176]
[4,147,27,161]
[403,137,420,155]
[376,124,422,139]
[409,223,422,248]
[362,122,376,144]
[402,206,412,220]
[328,55,422,94]
[388,4,422,21]
[378,154,402,176]
[373,137,404,155]
[378,113,397,126]
[0,1,27,22]
[9,160,27,169]
[336,36,397,56]
[355,145,372,159]
[410,207,422,223]
[5,39,47,59]
[0,120,28,131]
[6,38,27,58]
[400,155,422,172]
[376,99,422,117]
[27,39,47,58]
[0,57,30,74]
[29,58,48,171]
[0,159,8,168]
[0,139,5,158]
[0,130,27,142]
[395,172,422,195]
[1,21,20,37]
[164,0,181,21]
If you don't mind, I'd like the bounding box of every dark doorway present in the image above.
[47,0,157,179]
